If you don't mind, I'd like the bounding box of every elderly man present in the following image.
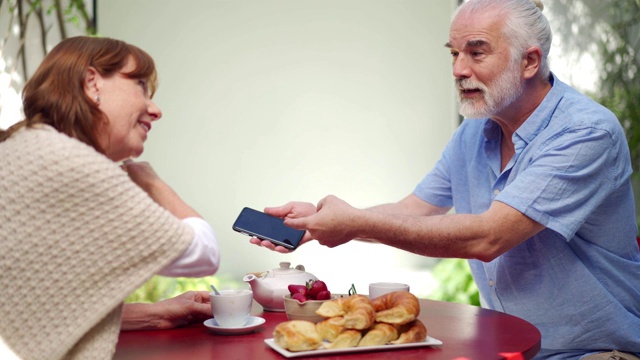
[252,0,640,358]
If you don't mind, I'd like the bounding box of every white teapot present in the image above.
[243,261,317,312]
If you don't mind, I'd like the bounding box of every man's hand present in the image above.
[249,202,317,253]
[284,195,359,248]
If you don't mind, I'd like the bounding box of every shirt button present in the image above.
[489,280,495,286]
[493,189,500,195]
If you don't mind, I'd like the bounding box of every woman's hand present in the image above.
[121,291,212,331]
[121,159,162,190]
[122,159,201,219]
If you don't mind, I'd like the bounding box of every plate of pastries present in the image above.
[265,291,442,357]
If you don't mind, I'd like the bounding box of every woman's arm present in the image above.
[122,160,201,219]
[158,217,220,277]
[122,160,220,277]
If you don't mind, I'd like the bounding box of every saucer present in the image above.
[204,316,265,335]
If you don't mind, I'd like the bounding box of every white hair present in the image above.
[455,0,552,80]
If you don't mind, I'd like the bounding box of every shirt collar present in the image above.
[481,72,566,145]
[513,73,565,145]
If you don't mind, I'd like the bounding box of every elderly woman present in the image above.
[0,36,220,359]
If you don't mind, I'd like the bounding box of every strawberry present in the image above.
[288,284,308,296]
[291,292,307,303]
[315,290,331,300]
[308,280,328,299]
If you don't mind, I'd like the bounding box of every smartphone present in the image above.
[232,207,305,250]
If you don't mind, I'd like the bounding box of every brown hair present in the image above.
[0,36,158,153]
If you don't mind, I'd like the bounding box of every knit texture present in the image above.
[0,125,194,360]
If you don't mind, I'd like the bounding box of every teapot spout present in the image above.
[243,273,266,294]
[243,273,257,283]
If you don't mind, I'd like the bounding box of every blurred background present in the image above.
[1,0,637,305]
[100,0,458,299]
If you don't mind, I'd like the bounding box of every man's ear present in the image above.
[84,66,101,102]
[522,46,543,80]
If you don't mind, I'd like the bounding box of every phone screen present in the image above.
[232,207,305,249]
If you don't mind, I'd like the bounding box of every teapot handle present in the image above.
[294,264,306,271]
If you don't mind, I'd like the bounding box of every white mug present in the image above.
[210,289,253,327]
[368,282,410,299]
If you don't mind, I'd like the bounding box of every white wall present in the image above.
[98,0,458,296]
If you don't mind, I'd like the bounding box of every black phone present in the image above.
[232,207,305,250]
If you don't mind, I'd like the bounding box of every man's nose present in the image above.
[452,56,472,79]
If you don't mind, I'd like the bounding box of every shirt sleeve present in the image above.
[413,120,478,208]
[157,217,220,277]
[496,126,628,240]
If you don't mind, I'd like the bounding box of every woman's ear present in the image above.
[84,66,101,104]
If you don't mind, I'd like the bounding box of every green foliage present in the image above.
[64,0,96,35]
[125,274,245,303]
[548,0,640,177]
[593,1,640,176]
[428,258,480,306]
[588,1,640,228]
[0,0,96,86]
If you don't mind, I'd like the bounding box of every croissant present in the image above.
[357,322,399,347]
[273,320,323,352]
[315,316,345,342]
[370,291,420,325]
[324,329,362,349]
[315,294,375,330]
[391,319,427,344]
[275,294,427,352]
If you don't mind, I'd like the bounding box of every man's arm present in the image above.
[368,194,451,216]
[285,196,544,262]
[250,194,450,252]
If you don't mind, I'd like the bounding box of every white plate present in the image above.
[264,336,442,358]
[204,316,265,335]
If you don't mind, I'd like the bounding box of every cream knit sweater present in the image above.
[0,125,194,360]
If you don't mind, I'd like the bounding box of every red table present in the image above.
[115,298,541,359]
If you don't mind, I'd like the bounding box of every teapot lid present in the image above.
[272,261,310,276]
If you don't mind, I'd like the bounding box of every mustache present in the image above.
[456,78,487,93]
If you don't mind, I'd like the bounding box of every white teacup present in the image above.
[368,282,410,299]
[210,289,253,328]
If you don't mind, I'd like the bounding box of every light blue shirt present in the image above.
[414,74,640,359]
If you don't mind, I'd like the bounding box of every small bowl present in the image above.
[283,294,337,323]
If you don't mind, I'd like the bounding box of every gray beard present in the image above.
[456,61,524,119]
